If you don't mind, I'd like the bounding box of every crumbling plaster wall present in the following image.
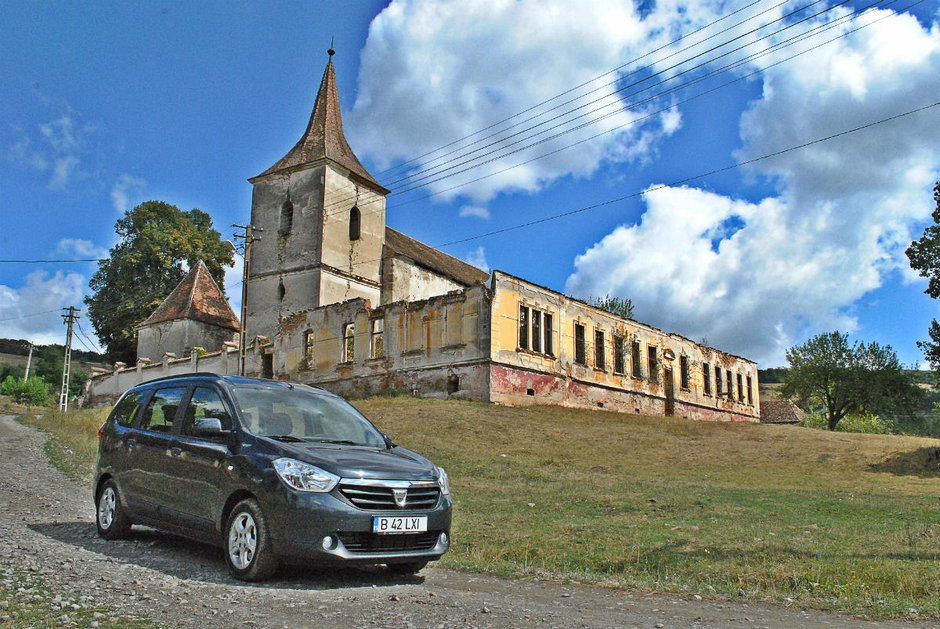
[488,271,759,421]
[136,319,235,363]
[381,257,465,305]
[275,285,492,400]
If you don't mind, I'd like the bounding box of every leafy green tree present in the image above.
[907,180,940,377]
[85,201,234,363]
[589,294,635,320]
[1,376,51,408]
[32,345,87,398]
[781,331,919,431]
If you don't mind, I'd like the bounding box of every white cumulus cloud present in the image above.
[459,204,490,219]
[465,246,490,272]
[566,7,940,366]
[349,0,681,202]
[0,271,88,345]
[111,174,147,213]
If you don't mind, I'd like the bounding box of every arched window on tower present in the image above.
[279,198,294,236]
[349,206,361,241]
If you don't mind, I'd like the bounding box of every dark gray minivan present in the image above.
[94,373,451,580]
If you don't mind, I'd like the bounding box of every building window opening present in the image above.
[342,323,355,362]
[726,369,733,400]
[262,353,273,379]
[574,323,586,365]
[370,318,384,359]
[279,198,293,236]
[631,340,642,378]
[647,346,658,381]
[737,373,745,402]
[446,373,459,394]
[680,355,690,390]
[518,305,529,350]
[594,329,605,370]
[543,313,553,355]
[703,362,711,396]
[303,331,314,365]
[746,374,753,405]
[613,335,625,374]
[532,310,542,353]
[715,365,723,396]
[349,206,361,241]
[277,280,286,302]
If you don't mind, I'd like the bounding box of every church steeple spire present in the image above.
[250,48,386,192]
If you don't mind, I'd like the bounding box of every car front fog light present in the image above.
[439,531,449,546]
[322,535,336,550]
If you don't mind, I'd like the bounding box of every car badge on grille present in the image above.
[393,488,408,508]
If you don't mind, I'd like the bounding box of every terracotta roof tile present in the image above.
[384,227,489,287]
[251,55,386,192]
[759,400,804,424]
[140,260,239,331]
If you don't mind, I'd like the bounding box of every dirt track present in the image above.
[0,414,927,628]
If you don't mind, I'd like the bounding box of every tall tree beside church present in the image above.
[906,180,940,376]
[86,201,234,363]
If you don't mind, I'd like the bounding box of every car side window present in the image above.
[139,387,186,433]
[111,391,149,427]
[181,387,232,439]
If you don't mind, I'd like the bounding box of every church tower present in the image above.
[245,48,389,341]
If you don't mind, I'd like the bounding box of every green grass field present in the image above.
[14,397,940,619]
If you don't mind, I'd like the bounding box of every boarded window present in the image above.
[715,365,723,396]
[680,355,690,389]
[518,305,529,350]
[594,329,605,370]
[574,323,586,365]
[632,340,642,378]
[746,374,753,405]
[343,323,355,362]
[737,373,744,402]
[613,335,625,374]
[349,206,361,240]
[370,318,384,359]
[703,362,711,396]
[647,346,658,380]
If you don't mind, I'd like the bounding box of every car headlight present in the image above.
[436,466,450,496]
[272,458,339,493]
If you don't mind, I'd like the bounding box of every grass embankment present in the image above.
[14,398,940,619]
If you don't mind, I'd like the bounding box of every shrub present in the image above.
[1,375,51,407]
[801,410,893,434]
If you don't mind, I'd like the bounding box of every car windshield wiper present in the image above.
[265,434,308,443]
[307,438,360,446]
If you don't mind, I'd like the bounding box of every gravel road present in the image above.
[0,414,929,628]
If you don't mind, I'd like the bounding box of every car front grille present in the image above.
[338,482,441,510]
[338,531,441,553]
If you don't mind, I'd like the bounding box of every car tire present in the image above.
[225,498,278,581]
[387,560,428,575]
[96,479,131,540]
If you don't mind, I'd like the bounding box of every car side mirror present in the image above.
[383,433,396,450]
[193,417,228,437]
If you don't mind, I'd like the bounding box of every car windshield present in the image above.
[230,386,385,447]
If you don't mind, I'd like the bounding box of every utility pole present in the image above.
[23,343,34,380]
[232,224,261,376]
[59,306,79,412]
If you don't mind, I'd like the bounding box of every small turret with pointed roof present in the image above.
[250,48,387,193]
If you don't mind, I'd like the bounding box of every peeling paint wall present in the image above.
[488,271,759,421]
[274,285,492,400]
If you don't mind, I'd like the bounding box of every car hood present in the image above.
[276,442,436,480]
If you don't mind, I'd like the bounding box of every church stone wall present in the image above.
[381,257,465,305]
[136,319,236,363]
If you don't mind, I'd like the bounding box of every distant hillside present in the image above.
[0,338,106,365]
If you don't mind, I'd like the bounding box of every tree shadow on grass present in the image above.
[868,447,940,478]
[28,521,426,590]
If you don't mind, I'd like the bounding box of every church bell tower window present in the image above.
[279,198,294,236]
[349,206,361,241]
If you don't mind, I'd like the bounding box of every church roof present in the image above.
[140,260,240,331]
[250,51,387,193]
[384,227,490,287]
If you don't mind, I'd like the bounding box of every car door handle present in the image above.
[170,447,182,458]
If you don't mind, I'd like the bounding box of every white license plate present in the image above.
[373,515,428,534]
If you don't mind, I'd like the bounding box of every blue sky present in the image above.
[1,0,939,368]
